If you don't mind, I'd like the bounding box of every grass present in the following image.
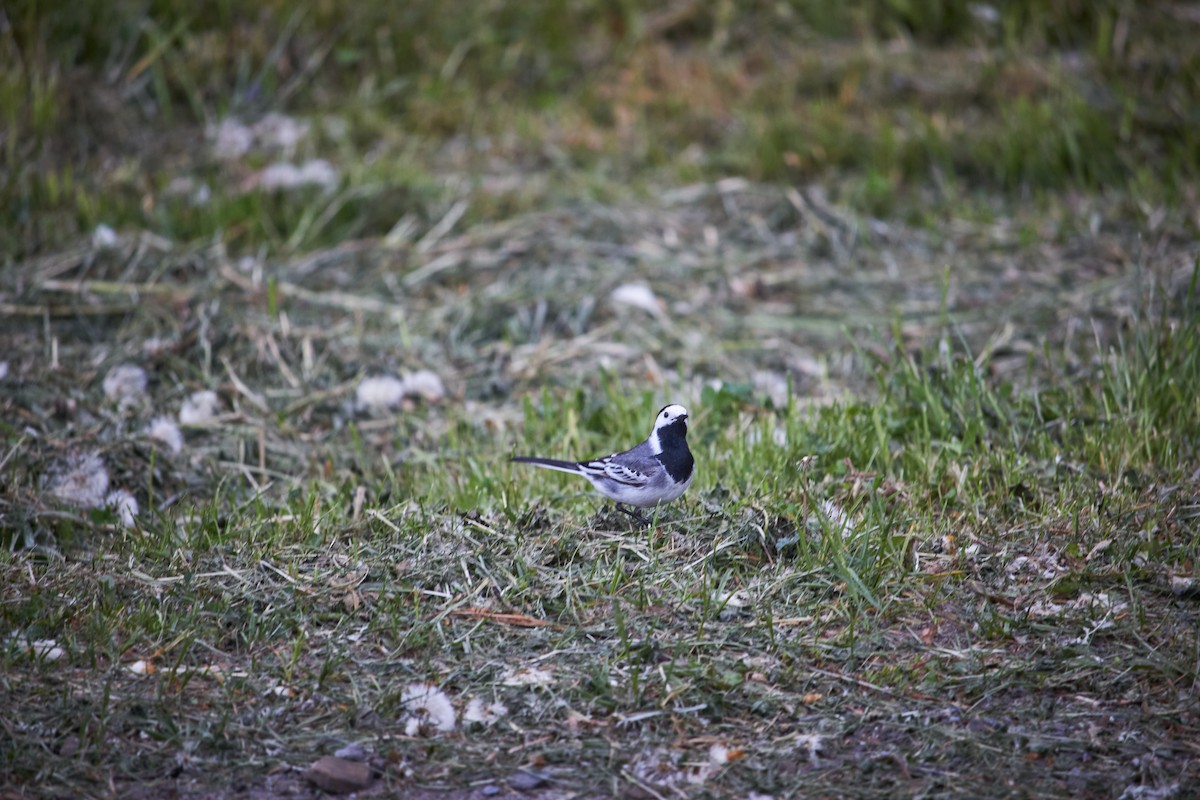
[2,1,1199,798]
[2,215,1197,795]
[3,1,1198,259]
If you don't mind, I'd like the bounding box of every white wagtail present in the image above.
[512,404,694,523]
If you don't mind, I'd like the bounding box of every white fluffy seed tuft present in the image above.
[105,490,139,527]
[463,698,508,726]
[356,371,446,414]
[146,417,184,454]
[103,364,148,407]
[356,375,407,413]
[50,452,110,509]
[399,683,456,736]
[401,369,445,402]
[611,283,664,316]
[179,390,221,424]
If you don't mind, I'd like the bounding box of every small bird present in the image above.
[512,404,695,523]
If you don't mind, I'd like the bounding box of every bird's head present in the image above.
[649,404,689,453]
[656,404,688,428]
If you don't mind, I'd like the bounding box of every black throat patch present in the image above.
[654,418,694,483]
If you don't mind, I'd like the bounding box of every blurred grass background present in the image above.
[3,4,1200,796]
[3,0,1197,259]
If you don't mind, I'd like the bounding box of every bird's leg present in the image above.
[615,503,651,525]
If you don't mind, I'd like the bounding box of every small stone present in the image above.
[57,735,80,757]
[509,769,549,791]
[1170,575,1198,598]
[305,755,373,794]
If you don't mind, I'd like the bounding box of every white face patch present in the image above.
[662,402,691,422]
[655,404,688,426]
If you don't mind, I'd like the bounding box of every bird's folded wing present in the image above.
[579,457,652,486]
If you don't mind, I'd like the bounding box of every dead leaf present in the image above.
[449,607,550,628]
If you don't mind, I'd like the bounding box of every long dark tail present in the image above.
[510,456,584,475]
